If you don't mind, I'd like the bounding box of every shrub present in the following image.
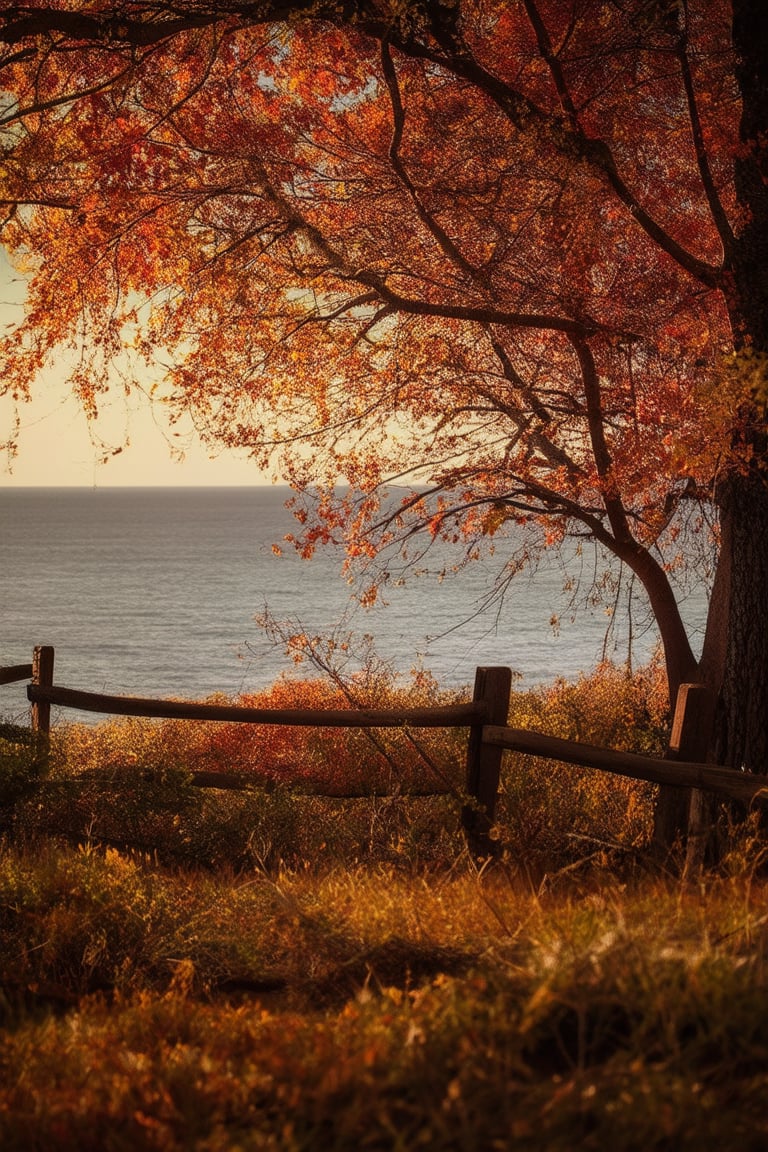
[9,661,668,873]
[0,725,49,829]
[494,661,667,875]
[52,669,466,797]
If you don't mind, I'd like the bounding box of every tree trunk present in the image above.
[694,470,768,860]
[609,541,701,852]
[731,1,768,352]
[624,546,699,707]
[700,2,768,778]
[701,472,768,774]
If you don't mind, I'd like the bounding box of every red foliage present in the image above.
[0,1,753,708]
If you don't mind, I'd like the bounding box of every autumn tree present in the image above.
[1,1,766,791]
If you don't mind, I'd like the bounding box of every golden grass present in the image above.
[2,836,768,1150]
[3,660,766,1148]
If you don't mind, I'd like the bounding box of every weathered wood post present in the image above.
[676,684,716,878]
[463,666,512,861]
[653,682,715,866]
[30,645,55,763]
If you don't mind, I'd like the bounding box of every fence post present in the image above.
[463,666,512,861]
[676,683,716,878]
[30,645,55,761]
[653,682,715,863]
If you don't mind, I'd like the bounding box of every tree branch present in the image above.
[380,39,477,281]
[249,155,606,337]
[569,335,633,546]
[0,2,724,289]
[675,0,735,263]
[423,3,723,289]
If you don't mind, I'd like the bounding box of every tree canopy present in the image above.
[2,1,767,778]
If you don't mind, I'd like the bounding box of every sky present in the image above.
[0,249,274,487]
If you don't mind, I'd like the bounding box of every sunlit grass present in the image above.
[2,837,768,1150]
[2,660,766,1148]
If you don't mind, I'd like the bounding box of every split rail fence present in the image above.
[2,647,767,857]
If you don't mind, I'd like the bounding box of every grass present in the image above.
[2,660,767,1149]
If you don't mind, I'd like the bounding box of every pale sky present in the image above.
[1,249,274,487]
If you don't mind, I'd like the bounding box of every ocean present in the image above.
[1,487,708,725]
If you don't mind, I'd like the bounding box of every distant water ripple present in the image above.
[1,487,708,724]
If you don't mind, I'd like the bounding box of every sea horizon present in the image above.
[1,486,707,725]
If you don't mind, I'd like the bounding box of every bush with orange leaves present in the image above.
[509,658,670,753]
[189,671,466,796]
[13,667,466,869]
[55,667,466,798]
[54,663,465,797]
[9,660,669,872]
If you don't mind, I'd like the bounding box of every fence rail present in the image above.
[26,683,483,729]
[482,726,768,807]
[0,663,33,686]
[3,645,766,858]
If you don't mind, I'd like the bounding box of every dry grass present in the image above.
[2,837,768,1150]
[3,661,767,1148]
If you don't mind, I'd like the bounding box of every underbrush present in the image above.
[6,660,764,1148]
[4,661,667,873]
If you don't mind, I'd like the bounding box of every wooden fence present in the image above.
[2,646,767,858]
